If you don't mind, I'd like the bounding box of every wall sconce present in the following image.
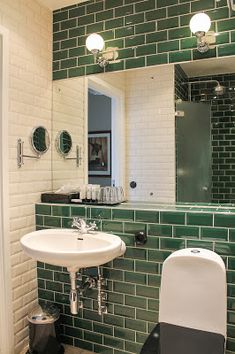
[189,13,212,53]
[86,33,119,68]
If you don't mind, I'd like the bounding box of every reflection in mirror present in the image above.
[56,130,72,156]
[31,126,50,155]
[52,56,235,205]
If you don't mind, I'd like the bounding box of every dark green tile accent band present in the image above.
[53,0,235,80]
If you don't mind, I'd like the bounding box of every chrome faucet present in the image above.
[72,217,97,234]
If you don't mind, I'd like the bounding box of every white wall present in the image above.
[0,1,52,352]
[125,66,176,203]
[52,77,86,191]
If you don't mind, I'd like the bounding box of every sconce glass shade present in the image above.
[189,13,211,34]
[86,33,104,53]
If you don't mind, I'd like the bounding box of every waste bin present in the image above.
[27,304,64,354]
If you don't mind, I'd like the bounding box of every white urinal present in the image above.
[141,248,227,354]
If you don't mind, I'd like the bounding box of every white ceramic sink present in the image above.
[21,228,126,272]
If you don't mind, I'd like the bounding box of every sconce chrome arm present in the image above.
[17,138,40,168]
[92,47,119,68]
[64,145,82,167]
[195,31,210,53]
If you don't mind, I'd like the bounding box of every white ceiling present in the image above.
[38,0,87,10]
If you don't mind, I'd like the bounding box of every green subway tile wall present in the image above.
[53,0,235,80]
[36,203,235,353]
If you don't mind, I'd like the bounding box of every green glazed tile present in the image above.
[187,213,213,226]
[84,331,102,344]
[169,50,191,63]
[103,221,123,233]
[96,9,114,22]
[136,43,156,56]
[125,294,147,309]
[125,13,144,25]
[54,49,68,61]
[106,38,124,48]
[169,27,190,40]
[37,268,53,280]
[36,215,43,226]
[125,318,146,332]
[193,48,216,61]
[74,318,92,331]
[116,26,134,38]
[94,345,114,354]
[143,236,159,249]
[107,292,124,304]
[70,207,86,217]
[87,1,104,13]
[69,6,85,18]
[148,298,159,312]
[157,0,178,6]
[55,293,69,304]
[136,285,159,299]
[91,207,112,219]
[114,327,135,341]
[53,42,60,52]
[161,237,185,250]
[38,279,45,289]
[218,19,235,32]
[112,209,134,221]
[215,242,235,256]
[54,271,70,284]
[104,313,124,327]
[147,53,168,66]
[148,249,171,262]
[136,308,158,322]
[146,8,166,21]
[114,304,135,318]
[125,341,143,353]
[215,214,235,228]
[78,14,94,26]
[135,260,158,274]
[158,17,179,31]
[216,32,230,45]
[61,336,73,346]
[105,0,123,9]
[104,336,124,350]
[61,38,76,49]
[148,224,172,237]
[74,339,93,352]
[52,205,70,217]
[53,22,60,32]
[146,31,167,43]
[114,281,135,295]
[187,240,213,251]
[124,271,147,285]
[207,7,229,20]
[160,211,185,225]
[158,40,179,53]
[103,268,124,281]
[83,309,103,323]
[69,26,85,38]
[36,204,51,215]
[181,37,197,50]
[61,19,77,30]
[79,55,94,65]
[124,222,146,234]
[53,30,68,41]
[125,247,146,260]
[44,216,61,228]
[125,34,145,47]
[54,11,68,22]
[61,58,77,69]
[173,225,199,238]
[168,3,190,16]
[113,258,134,270]
[191,0,215,11]
[201,227,228,241]
[106,17,124,30]
[218,44,235,57]
[125,56,145,69]
[115,4,133,17]
[53,61,59,71]
[227,271,235,284]
[38,289,54,301]
[135,0,155,12]
[46,280,63,292]
[87,22,104,35]
[94,323,113,336]
[135,22,156,34]
[148,274,161,287]
[65,326,82,338]
[68,66,85,78]
[135,210,159,223]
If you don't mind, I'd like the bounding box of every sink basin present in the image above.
[21,228,126,272]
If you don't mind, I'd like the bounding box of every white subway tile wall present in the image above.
[1,0,52,352]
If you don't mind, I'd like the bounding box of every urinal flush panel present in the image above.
[159,248,227,337]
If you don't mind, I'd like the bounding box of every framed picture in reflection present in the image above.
[88,131,111,176]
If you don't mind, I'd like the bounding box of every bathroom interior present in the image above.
[1,0,235,353]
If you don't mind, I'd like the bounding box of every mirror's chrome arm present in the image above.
[64,145,82,167]
[17,138,40,168]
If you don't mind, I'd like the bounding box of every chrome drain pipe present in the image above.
[97,266,107,315]
[69,271,83,315]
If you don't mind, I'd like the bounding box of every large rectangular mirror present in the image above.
[52,56,235,205]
